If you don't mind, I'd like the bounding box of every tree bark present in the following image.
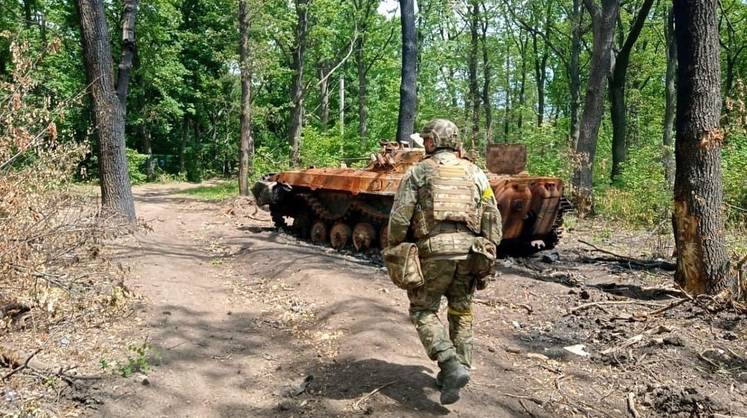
[355,37,368,140]
[77,0,136,222]
[503,36,511,139]
[396,0,417,142]
[662,7,676,188]
[672,0,732,295]
[288,0,309,167]
[480,2,492,143]
[516,30,527,131]
[238,0,254,196]
[571,0,618,216]
[609,0,654,182]
[116,0,138,111]
[318,62,330,130]
[569,0,583,148]
[143,125,155,181]
[468,0,480,148]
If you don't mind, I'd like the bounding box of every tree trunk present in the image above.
[318,63,330,130]
[77,0,136,222]
[468,0,480,148]
[662,7,676,188]
[503,40,511,140]
[339,76,344,136]
[571,0,618,216]
[238,0,253,196]
[396,0,417,142]
[355,37,368,140]
[569,0,583,148]
[116,0,138,110]
[609,0,654,182]
[288,0,309,167]
[23,0,33,28]
[672,0,732,296]
[480,6,492,143]
[143,125,155,181]
[180,116,187,174]
[516,31,527,131]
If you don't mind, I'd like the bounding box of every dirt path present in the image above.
[94,183,747,418]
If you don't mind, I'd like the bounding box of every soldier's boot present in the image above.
[438,357,470,405]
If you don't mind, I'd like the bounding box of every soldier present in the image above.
[387,118,502,405]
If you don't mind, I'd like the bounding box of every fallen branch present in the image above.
[495,391,545,405]
[627,392,640,418]
[474,298,533,314]
[578,240,676,271]
[352,380,398,410]
[567,300,665,315]
[601,334,644,355]
[0,302,30,319]
[2,348,41,380]
[635,298,688,319]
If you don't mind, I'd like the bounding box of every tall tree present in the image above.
[396,0,417,142]
[608,0,655,182]
[467,0,480,147]
[352,0,376,140]
[672,0,732,295]
[570,0,618,216]
[288,0,310,167]
[662,7,676,188]
[77,0,137,222]
[238,0,253,196]
[479,1,493,142]
[718,0,747,101]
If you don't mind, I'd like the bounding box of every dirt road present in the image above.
[95,183,747,418]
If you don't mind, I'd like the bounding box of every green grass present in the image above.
[181,180,239,201]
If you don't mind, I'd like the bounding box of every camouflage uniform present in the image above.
[388,120,499,370]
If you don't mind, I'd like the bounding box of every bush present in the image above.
[126,148,149,185]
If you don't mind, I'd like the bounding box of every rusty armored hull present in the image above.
[252,143,571,255]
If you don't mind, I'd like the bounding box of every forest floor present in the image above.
[4,181,747,418]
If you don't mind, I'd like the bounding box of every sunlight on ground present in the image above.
[180,180,239,201]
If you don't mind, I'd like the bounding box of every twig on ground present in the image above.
[601,334,644,355]
[2,348,41,380]
[578,239,676,270]
[634,297,689,319]
[627,392,640,418]
[567,300,665,316]
[352,380,398,410]
[474,298,533,314]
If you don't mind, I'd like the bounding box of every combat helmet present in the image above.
[421,118,461,151]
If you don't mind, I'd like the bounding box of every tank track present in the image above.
[350,200,389,223]
[272,192,390,252]
[270,203,286,229]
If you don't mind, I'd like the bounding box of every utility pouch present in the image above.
[469,237,497,286]
[383,242,424,290]
[480,204,503,245]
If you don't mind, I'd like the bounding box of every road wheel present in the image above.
[330,222,352,249]
[352,223,376,251]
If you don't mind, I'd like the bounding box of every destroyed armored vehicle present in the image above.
[252,142,571,255]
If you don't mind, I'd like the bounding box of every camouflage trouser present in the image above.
[407,258,475,368]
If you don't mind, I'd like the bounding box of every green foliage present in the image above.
[117,341,154,378]
[595,142,672,226]
[181,181,238,201]
[126,148,149,185]
[1,0,745,232]
[724,132,747,223]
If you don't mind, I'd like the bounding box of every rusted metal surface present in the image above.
[254,142,571,255]
[489,175,564,240]
[276,168,404,196]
